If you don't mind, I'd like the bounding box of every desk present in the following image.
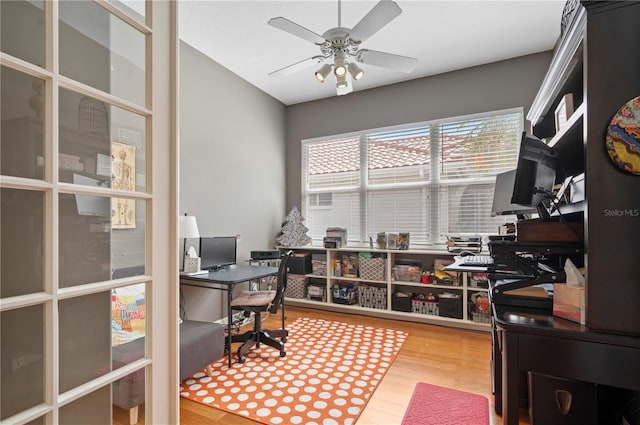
[180,265,279,367]
[492,303,640,424]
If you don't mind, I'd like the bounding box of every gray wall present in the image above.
[178,48,552,321]
[180,42,287,321]
[285,51,553,209]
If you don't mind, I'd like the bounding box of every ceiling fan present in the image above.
[267,0,418,96]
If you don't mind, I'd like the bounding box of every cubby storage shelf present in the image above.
[281,245,491,332]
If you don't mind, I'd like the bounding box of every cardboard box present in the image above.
[553,283,585,324]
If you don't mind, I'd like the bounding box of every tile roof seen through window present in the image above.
[307,135,472,176]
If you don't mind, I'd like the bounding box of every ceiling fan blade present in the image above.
[268,56,324,78]
[268,17,326,45]
[349,0,402,44]
[357,49,417,73]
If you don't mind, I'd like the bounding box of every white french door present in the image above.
[0,1,178,424]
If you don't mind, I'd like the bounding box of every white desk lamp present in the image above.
[179,214,200,271]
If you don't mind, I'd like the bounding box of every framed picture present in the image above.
[398,232,410,250]
[554,93,574,132]
[112,141,136,229]
[387,233,398,249]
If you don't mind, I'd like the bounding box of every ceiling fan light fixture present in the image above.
[334,51,347,77]
[334,64,347,78]
[348,62,364,80]
[336,74,348,89]
[314,64,332,82]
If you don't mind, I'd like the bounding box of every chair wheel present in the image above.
[281,337,287,343]
[280,351,286,358]
[237,356,246,364]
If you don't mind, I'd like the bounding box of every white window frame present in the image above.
[301,108,524,247]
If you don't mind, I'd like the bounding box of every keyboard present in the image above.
[459,255,494,266]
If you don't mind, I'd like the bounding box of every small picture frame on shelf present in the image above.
[554,93,574,132]
[398,232,410,250]
[387,233,398,249]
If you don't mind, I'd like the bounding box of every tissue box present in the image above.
[184,257,201,273]
[553,284,585,324]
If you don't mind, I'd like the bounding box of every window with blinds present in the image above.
[301,108,523,246]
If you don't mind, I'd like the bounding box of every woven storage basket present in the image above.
[357,285,387,310]
[412,299,439,315]
[359,257,386,281]
[285,274,307,299]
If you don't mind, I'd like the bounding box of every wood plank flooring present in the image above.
[115,306,530,424]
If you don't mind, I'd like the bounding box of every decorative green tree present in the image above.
[276,206,311,247]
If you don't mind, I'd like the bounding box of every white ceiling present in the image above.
[179,1,565,106]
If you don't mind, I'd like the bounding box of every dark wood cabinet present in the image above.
[527,1,640,336]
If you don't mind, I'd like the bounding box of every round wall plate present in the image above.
[606,96,640,175]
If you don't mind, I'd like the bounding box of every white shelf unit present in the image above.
[282,246,491,332]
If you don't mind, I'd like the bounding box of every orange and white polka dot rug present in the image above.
[180,317,408,425]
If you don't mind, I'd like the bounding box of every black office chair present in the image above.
[229,250,293,363]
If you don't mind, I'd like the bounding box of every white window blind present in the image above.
[301,108,523,246]
[303,135,362,240]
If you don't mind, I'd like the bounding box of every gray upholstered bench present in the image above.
[112,320,225,424]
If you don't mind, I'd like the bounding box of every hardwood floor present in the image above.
[177,307,530,425]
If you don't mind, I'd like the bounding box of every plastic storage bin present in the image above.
[392,265,421,282]
[332,284,358,305]
[306,282,326,302]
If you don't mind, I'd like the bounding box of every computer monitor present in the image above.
[491,169,538,219]
[73,174,111,217]
[511,132,558,220]
[199,236,237,271]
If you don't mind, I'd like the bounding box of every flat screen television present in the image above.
[511,132,558,220]
[491,169,538,219]
[199,236,237,271]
